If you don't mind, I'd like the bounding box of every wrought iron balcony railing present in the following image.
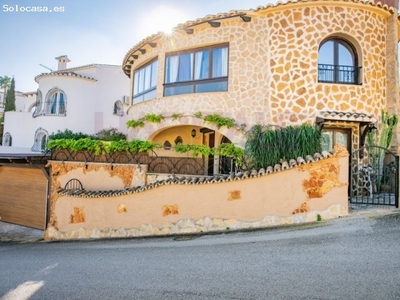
[318,64,361,85]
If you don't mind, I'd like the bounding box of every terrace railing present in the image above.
[318,64,361,85]
[51,149,205,176]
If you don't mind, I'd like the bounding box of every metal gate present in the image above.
[350,145,399,207]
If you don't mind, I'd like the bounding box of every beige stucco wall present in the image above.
[49,161,147,191]
[125,2,398,146]
[45,149,349,240]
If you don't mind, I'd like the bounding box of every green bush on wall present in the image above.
[245,124,322,169]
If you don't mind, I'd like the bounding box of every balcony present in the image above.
[318,64,361,85]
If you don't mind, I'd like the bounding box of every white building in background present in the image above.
[2,55,130,150]
[0,90,36,114]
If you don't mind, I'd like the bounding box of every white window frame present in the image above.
[45,88,67,116]
[3,132,12,146]
[32,127,49,152]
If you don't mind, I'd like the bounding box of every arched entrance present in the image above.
[219,136,233,175]
[149,125,235,176]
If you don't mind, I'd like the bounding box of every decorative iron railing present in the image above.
[51,149,205,175]
[318,64,361,85]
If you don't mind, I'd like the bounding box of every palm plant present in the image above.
[0,76,11,105]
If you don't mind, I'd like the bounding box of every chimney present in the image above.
[55,55,70,71]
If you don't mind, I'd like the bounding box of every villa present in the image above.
[2,0,400,237]
[2,55,130,150]
[122,0,399,175]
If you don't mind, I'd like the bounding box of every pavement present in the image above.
[0,222,44,243]
[0,206,399,244]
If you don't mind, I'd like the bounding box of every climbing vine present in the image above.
[126,113,165,128]
[47,139,159,154]
[174,143,244,162]
[127,112,241,130]
[203,114,236,129]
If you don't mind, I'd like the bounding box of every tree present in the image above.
[0,114,3,145]
[0,76,11,105]
[4,77,15,112]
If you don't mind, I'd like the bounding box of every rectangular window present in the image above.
[164,45,228,96]
[133,59,158,104]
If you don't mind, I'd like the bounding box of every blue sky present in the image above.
[0,0,274,92]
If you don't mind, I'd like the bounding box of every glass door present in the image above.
[322,128,351,153]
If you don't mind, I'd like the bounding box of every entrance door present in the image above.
[207,132,215,176]
[219,136,233,174]
[322,128,351,153]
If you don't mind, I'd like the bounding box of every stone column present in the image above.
[385,13,400,152]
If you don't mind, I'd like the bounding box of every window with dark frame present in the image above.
[164,44,229,96]
[133,59,158,104]
[318,38,361,85]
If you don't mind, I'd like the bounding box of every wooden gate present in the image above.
[0,165,49,229]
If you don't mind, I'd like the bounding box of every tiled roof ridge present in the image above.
[35,63,121,82]
[318,110,377,122]
[122,0,398,68]
[54,63,121,73]
[35,71,97,83]
[57,150,334,198]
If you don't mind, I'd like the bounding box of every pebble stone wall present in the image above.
[124,1,398,147]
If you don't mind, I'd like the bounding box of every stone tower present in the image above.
[382,0,399,152]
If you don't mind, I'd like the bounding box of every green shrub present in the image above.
[92,128,126,141]
[245,124,322,169]
[49,129,90,140]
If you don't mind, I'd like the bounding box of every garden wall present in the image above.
[45,146,349,240]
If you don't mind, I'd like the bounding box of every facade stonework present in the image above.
[123,1,399,151]
[266,6,387,125]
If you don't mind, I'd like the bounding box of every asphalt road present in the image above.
[1,212,400,300]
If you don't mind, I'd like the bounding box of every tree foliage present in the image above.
[0,75,11,105]
[4,77,15,112]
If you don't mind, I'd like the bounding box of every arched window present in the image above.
[32,128,48,152]
[113,100,124,116]
[3,132,12,146]
[318,38,360,84]
[32,90,42,117]
[45,88,66,115]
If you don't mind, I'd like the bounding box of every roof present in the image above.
[35,71,97,83]
[34,64,121,83]
[122,0,399,76]
[22,91,37,97]
[0,146,49,164]
[317,111,377,124]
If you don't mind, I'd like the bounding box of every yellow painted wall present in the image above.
[45,149,349,240]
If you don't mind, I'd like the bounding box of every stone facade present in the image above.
[123,0,399,151]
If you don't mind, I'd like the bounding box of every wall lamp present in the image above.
[360,123,377,149]
[191,129,197,138]
[163,140,172,150]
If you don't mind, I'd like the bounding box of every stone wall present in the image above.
[125,1,397,145]
[45,147,349,240]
